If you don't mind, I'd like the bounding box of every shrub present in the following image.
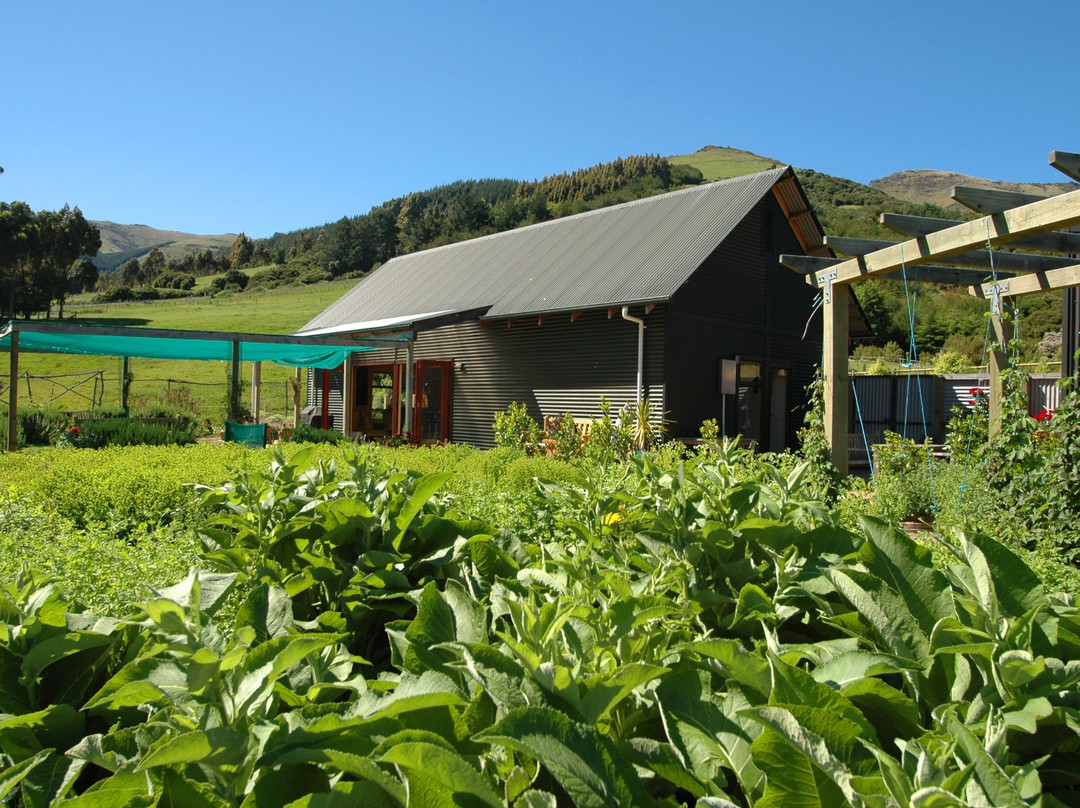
[69,417,196,449]
[492,401,542,452]
[17,405,67,446]
[873,431,938,524]
[285,421,345,444]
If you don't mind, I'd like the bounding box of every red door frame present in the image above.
[356,360,451,442]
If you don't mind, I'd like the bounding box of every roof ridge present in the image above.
[388,166,791,260]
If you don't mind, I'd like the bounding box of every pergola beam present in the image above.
[969,264,1080,299]
[825,235,1069,273]
[1050,150,1080,182]
[880,212,1080,254]
[782,254,1014,285]
[808,189,1080,289]
[952,185,1046,214]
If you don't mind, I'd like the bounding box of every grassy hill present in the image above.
[666,145,781,181]
[870,170,1077,211]
[92,221,236,272]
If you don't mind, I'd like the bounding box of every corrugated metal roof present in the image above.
[299,167,792,335]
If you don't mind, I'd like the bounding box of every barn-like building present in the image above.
[298,166,844,449]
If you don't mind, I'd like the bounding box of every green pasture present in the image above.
[667,147,778,181]
[7,278,357,420]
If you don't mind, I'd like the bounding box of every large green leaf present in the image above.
[137,726,249,770]
[811,650,922,689]
[157,770,233,808]
[283,780,402,807]
[858,516,954,634]
[768,652,878,744]
[379,741,501,808]
[235,584,294,643]
[579,662,668,724]
[392,472,453,549]
[687,638,770,701]
[947,714,1030,808]
[0,750,49,802]
[152,569,238,616]
[19,631,114,699]
[826,568,930,670]
[0,703,84,761]
[475,706,650,808]
[744,706,862,808]
[657,669,764,799]
[53,773,156,808]
[354,670,466,719]
[17,750,85,808]
[239,763,332,807]
[455,643,537,714]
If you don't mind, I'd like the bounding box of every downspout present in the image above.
[621,306,645,404]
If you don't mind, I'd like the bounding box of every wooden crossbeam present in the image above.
[969,264,1080,299]
[824,236,896,255]
[879,207,1080,256]
[1050,150,1080,182]
[952,185,1046,214]
[809,190,1080,288]
[781,254,1014,285]
[826,235,1071,273]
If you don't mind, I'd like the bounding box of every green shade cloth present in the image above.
[0,325,393,369]
[224,421,268,447]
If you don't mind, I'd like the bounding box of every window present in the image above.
[738,360,762,443]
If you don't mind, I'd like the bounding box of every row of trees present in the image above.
[259,157,705,280]
[0,201,101,319]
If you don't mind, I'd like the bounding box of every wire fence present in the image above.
[0,371,301,420]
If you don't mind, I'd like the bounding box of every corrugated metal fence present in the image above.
[850,372,1064,444]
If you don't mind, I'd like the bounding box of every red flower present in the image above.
[1034,409,1054,422]
[70,427,80,436]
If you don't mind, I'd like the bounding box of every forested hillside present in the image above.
[12,145,1063,366]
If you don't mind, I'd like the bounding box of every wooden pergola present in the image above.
[782,150,1080,475]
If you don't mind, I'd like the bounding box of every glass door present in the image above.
[416,361,451,442]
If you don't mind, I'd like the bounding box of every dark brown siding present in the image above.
[665,196,822,448]
[347,306,667,448]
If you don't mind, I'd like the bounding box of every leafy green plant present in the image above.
[68,416,196,448]
[16,405,67,446]
[493,401,542,453]
[285,420,346,444]
[796,369,842,501]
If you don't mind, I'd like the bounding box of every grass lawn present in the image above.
[8,279,358,419]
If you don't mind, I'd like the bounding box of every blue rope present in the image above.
[852,374,876,487]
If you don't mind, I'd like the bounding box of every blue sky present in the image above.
[2,1,1073,238]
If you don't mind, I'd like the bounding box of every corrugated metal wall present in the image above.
[305,367,344,430]
[849,375,942,443]
[664,196,822,448]
[942,373,1062,416]
[850,373,1064,442]
[344,306,666,448]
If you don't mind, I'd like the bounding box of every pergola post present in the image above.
[250,361,262,422]
[293,367,303,428]
[987,300,1013,438]
[230,340,241,421]
[342,359,352,437]
[7,330,18,452]
[403,340,415,436]
[120,356,130,412]
[823,283,850,475]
